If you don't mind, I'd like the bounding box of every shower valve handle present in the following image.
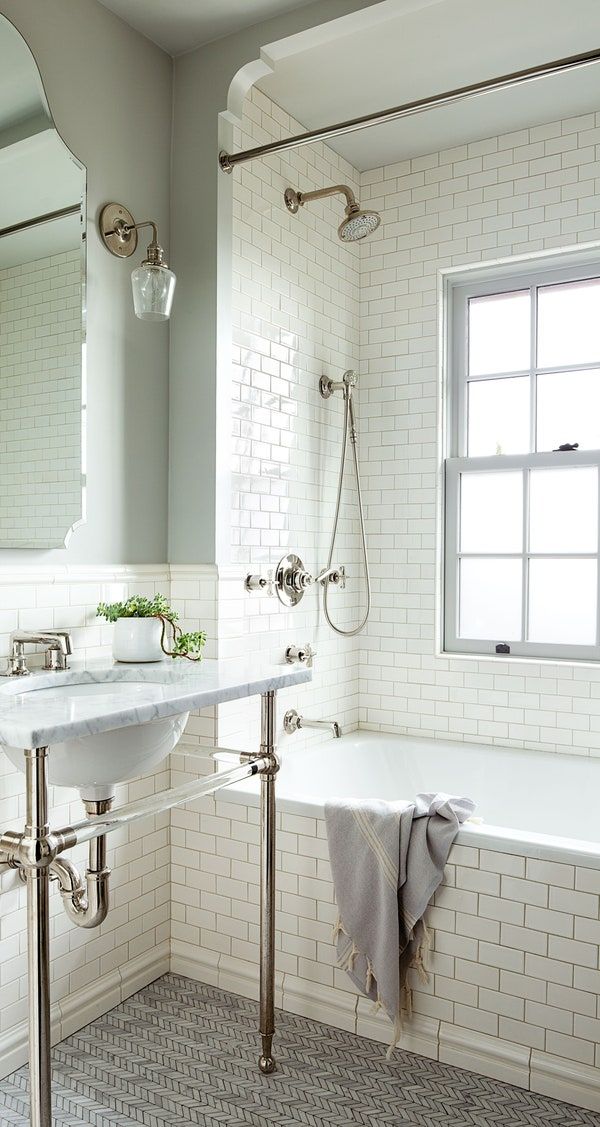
[315,565,346,589]
[245,570,274,596]
[285,643,317,668]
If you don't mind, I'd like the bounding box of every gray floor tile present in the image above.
[0,973,598,1126]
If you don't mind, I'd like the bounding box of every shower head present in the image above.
[284,184,381,243]
[338,207,381,243]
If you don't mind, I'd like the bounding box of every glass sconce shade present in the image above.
[131,263,176,322]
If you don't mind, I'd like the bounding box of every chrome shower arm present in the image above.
[295,184,357,209]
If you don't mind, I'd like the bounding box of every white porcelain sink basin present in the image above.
[3,679,189,801]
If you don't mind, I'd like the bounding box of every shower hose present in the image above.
[323,381,371,637]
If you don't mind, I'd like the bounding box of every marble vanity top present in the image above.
[0,658,311,749]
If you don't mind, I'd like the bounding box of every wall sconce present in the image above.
[99,203,176,322]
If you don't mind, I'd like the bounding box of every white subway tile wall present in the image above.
[171,785,600,1107]
[169,94,600,1112]
[0,566,172,1076]
[221,86,365,748]
[0,251,82,546]
[359,112,600,754]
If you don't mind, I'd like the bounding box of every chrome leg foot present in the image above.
[259,1034,276,1074]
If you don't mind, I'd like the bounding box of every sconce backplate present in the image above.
[99,202,138,258]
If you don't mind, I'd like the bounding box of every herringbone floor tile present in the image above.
[0,973,598,1126]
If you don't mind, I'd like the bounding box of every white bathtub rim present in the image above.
[216,783,600,869]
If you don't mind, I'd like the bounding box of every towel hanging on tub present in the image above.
[325,792,475,1056]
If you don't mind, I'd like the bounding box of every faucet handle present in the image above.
[285,643,317,668]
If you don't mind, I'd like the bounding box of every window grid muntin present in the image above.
[462,277,600,459]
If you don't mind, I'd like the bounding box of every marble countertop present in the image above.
[0,658,311,749]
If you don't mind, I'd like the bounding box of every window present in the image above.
[444,259,600,660]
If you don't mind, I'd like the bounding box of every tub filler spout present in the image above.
[284,709,342,739]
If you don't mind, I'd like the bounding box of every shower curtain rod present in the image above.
[0,203,80,241]
[219,46,600,172]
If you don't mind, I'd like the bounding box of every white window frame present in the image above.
[444,251,600,661]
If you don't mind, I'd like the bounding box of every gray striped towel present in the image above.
[325,792,475,1055]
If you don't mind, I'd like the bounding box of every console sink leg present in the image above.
[258,691,278,1075]
[25,747,52,1127]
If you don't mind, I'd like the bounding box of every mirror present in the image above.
[0,16,86,548]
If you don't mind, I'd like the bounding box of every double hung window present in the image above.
[444,262,600,660]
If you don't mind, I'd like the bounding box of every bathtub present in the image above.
[219,729,600,862]
[206,730,600,1111]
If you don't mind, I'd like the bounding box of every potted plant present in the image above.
[96,594,206,664]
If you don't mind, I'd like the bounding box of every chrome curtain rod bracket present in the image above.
[219,46,600,172]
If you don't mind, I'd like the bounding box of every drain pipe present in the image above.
[51,798,111,929]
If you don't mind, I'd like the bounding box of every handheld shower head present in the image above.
[284,184,380,243]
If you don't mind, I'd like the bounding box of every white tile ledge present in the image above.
[0,564,169,586]
[531,1050,600,1114]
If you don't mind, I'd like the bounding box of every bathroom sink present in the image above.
[2,678,189,801]
[0,658,312,801]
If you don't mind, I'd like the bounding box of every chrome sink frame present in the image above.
[0,689,279,1126]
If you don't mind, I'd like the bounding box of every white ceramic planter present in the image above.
[112,617,164,663]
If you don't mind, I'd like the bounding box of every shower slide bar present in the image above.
[219,46,600,171]
[0,690,280,1127]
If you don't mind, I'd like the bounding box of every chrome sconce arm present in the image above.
[98,202,176,321]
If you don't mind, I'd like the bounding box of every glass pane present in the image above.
[459,558,522,640]
[468,376,530,455]
[528,559,597,645]
[460,471,523,553]
[537,369,600,452]
[468,290,530,376]
[529,467,598,554]
[538,279,600,369]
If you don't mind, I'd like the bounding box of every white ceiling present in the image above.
[256,0,600,170]
[95,0,322,56]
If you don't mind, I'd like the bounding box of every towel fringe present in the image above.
[409,922,431,985]
[332,915,345,943]
[340,942,358,972]
[386,1012,404,1060]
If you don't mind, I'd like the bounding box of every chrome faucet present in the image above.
[283,709,342,739]
[6,629,72,676]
